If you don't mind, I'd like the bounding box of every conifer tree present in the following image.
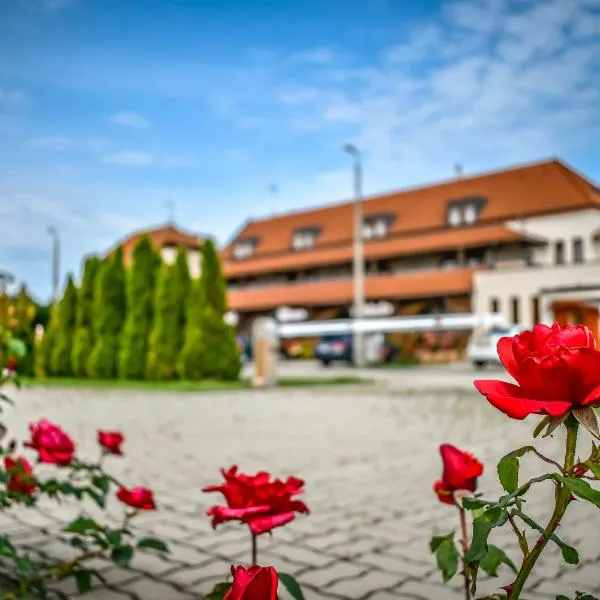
[72,255,100,377]
[11,284,36,376]
[50,275,78,376]
[119,237,161,379]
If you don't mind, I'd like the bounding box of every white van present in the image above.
[466,324,526,369]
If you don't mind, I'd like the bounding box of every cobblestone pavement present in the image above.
[2,380,600,599]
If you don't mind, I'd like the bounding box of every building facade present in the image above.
[115,224,206,278]
[222,159,600,339]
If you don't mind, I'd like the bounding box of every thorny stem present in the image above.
[508,416,579,600]
[458,507,471,600]
[508,512,529,556]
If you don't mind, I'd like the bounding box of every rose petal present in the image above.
[474,380,572,419]
[497,336,520,381]
[247,512,296,535]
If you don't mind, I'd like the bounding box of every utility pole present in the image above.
[342,143,365,367]
[46,226,60,302]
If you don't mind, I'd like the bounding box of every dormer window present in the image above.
[446,196,486,227]
[291,227,319,250]
[363,214,394,240]
[233,239,256,259]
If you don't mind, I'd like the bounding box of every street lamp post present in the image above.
[47,226,60,302]
[343,143,365,367]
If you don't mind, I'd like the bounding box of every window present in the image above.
[233,241,255,259]
[292,230,316,250]
[363,217,390,239]
[448,206,462,226]
[554,240,565,265]
[464,204,477,224]
[490,298,500,314]
[532,296,540,324]
[573,237,584,263]
[511,296,520,325]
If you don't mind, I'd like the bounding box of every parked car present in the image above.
[315,334,398,367]
[466,325,525,368]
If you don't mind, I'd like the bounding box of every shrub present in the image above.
[9,284,36,376]
[35,302,59,378]
[200,238,227,316]
[118,238,161,379]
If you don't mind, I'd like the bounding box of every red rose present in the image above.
[116,486,156,510]
[24,419,75,465]
[203,466,309,535]
[434,444,483,505]
[224,565,278,600]
[4,456,36,496]
[474,323,600,420]
[5,357,18,372]
[97,430,124,455]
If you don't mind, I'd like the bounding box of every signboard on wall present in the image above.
[276,306,309,322]
[349,301,395,318]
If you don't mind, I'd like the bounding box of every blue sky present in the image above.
[1,0,599,301]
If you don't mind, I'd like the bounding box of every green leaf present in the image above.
[105,530,123,547]
[7,338,26,358]
[279,572,306,600]
[563,477,600,508]
[479,544,517,577]
[0,536,16,557]
[533,416,551,438]
[462,497,490,510]
[110,545,134,567]
[497,446,536,493]
[84,487,106,508]
[92,474,110,494]
[513,510,579,565]
[466,507,503,564]
[583,462,600,480]
[429,534,459,583]
[74,570,93,593]
[205,582,232,600]
[64,516,100,535]
[137,538,169,553]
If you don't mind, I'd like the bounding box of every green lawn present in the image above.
[17,375,370,392]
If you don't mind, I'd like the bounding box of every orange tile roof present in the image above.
[227,267,474,312]
[222,159,599,273]
[112,224,207,260]
[224,223,533,277]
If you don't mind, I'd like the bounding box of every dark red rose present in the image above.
[475,323,600,420]
[116,486,156,510]
[4,456,36,496]
[5,357,18,372]
[24,419,75,465]
[434,444,484,505]
[224,565,278,600]
[97,430,124,455]
[203,466,309,535]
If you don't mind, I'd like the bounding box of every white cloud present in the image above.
[25,136,76,150]
[109,111,149,129]
[101,151,155,167]
[0,89,27,105]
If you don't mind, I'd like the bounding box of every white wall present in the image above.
[473,261,600,327]
[160,247,202,278]
[506,208,600,265]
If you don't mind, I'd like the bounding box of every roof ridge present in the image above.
[551,159,600,204]
[247,157,559,225]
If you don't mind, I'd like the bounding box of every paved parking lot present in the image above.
[2,371,599,599]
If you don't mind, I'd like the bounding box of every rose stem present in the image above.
[509,416,578,599]
[458,506,471,600]
[251,532,257,566]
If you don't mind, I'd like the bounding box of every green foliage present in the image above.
[561,476,600,509]
[497,446,538,494]
[205,582,232,600]
[172,246,191,360]
[10,284,36,375]
[200,238,227,316]
[88,249,126,379]
[146,263,180,380]
[35,302,60,378]
[430,532,459,583]
[50,275,78,376]
[72,256,100,378]
[119,237,161,379]
[479,544,517,577]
